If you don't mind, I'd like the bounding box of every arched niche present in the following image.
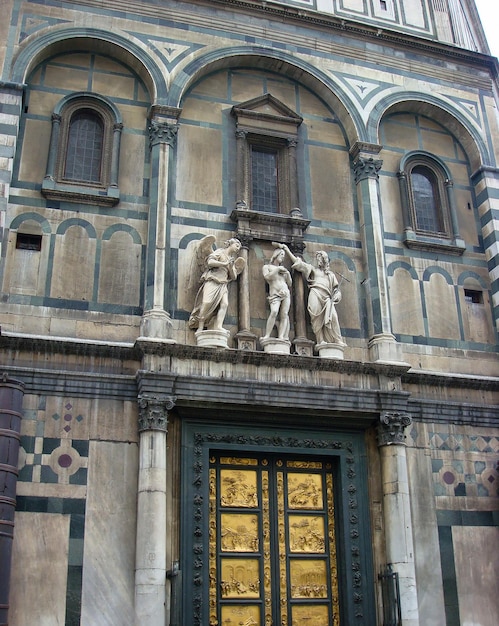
[169,47,364,149]
[370,94,489,172]
[10,28,167,104]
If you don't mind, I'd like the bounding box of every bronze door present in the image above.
[209,454,340,626]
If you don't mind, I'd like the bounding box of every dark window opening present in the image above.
[64,109,104,183]
[464,289,483,304]
[380,0,388,10]
[16,233,42,251]
[251,147,279,213]
[412,166,445,234]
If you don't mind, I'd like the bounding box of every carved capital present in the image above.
[377,412,412,446]
[352,156,382,184]
[237,233,253,248]
[51,113,62,124]
[138,394,176,432]
[235,129,248,139]
[149,120,178,149]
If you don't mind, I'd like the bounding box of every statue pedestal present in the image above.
[316,342,346,359]
[195,328,230,349]
[260,337,291,355]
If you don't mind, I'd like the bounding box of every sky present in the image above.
[474,0,499,58]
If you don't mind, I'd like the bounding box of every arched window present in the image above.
[42,93,123,206]
[398,152,465,254]
[410,165,445,234]
[64,109,104,183]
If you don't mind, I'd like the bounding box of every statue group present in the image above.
[189,236,345,354]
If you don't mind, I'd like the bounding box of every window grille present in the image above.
[379,564,402,626]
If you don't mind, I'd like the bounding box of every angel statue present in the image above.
[188,236,245,332]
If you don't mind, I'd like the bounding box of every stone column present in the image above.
[135,394,175,626]
[351,142,402,363]
[0,375,25,626]
[290,241,314,356]
[377,411,419,626]
[110,122,124,189]
[139,106,181,341]
[287,137,299,210]
[234,232,258,350]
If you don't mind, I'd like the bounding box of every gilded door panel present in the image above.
[210,454,339,625]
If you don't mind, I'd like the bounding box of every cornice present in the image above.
[1,333,497,393]
[200,0,498,75]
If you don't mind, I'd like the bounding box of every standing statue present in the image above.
[277,243,344,345]
[189,236,245,332]
[262,247,292,340]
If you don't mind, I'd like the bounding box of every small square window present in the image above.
[16,233,42,251]
[464,289,483,304]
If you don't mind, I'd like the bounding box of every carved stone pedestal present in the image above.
[316,342,346,359]
[293,337,315,357]
[139,308,174,342]
[195,328,230,349]
[260,336,291,355]
[368,333,407,364]
[235,330,258,351]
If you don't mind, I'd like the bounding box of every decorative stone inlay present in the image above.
[137,394,176,432]
[148,120,178,148]
[376,411,412,446]
[352,156,382,183]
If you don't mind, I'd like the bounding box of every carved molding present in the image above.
[137,393,176,432]
[230,206,310,245]
[377,411,412,446]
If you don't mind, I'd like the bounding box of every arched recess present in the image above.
[51,219,97,302]
[10,27,168,104]
[168,46,365,148]
[367,92,490,172]
[99,225,144,307]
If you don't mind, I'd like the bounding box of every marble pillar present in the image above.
[139,108,181,342]
[377,411,419,626]
[135,394,175,626]
[351,143,403,364]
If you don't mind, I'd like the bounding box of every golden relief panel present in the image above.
[220,457,258,466]
[287,460,322,469]
[289,515,326,553]
[220,469,258,508]
[221,604,260,626]
[292,604,329,625]
[289,559,328,598]
[221,513,259,552]
[287,473,323,509]
[220,558,260,598]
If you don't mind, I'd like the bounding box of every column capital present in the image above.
[137,394,176,432]
[352,155,382,183]
[148,119,179,149]
[377,411,412,447]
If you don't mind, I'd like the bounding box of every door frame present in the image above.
[181,417,376,626]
